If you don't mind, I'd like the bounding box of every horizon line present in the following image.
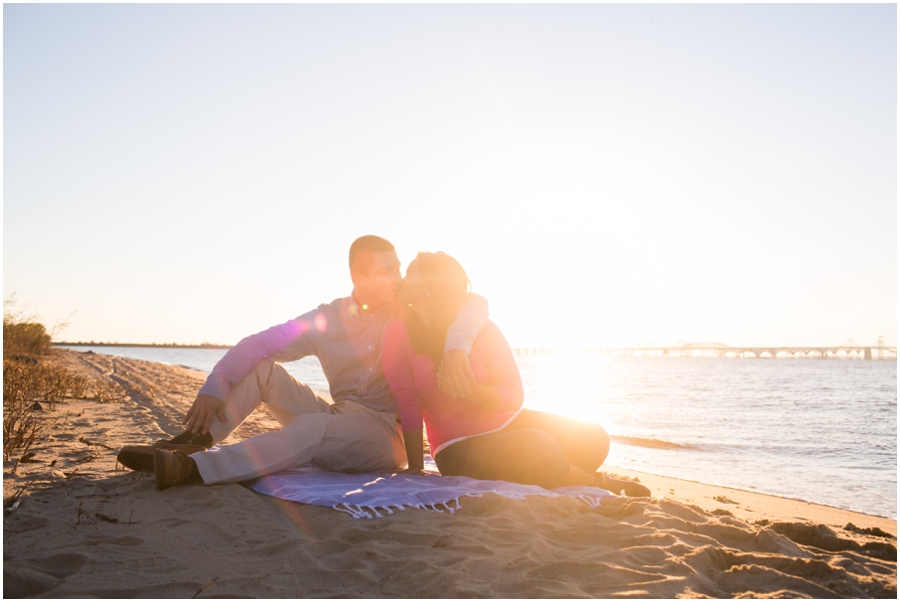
[53,341,897,351]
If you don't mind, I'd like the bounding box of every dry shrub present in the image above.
[3,396,43,466]
[3,296,53,358]
[91,379,124,403]
[69,374,88,400]
[3,321,52,358]
[43,364,73,406]
[2,298,91,466]
[2,360,91,410]
[3,359,51,466]
[3,359,39,405]
[3,297,92,406]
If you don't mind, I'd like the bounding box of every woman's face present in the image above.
[400,262,429,308]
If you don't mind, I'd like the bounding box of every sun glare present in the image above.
[520,353,613,427]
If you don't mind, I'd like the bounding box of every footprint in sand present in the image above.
[4,565,63,597]
[27,553,88,578]
[3,553,89,597]
[92,536,145,546]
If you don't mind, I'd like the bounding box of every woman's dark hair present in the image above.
[405,252,471,363]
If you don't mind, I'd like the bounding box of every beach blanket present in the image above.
[245,458,617,519]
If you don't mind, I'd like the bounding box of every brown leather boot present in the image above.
[117,442,207,473]
[594,472,651,497]
[154,449,199,490]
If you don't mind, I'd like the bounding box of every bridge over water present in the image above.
[514,341,897,360]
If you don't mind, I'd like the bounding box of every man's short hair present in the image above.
[349,235,395,272]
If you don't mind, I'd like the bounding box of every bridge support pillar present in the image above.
[864,348,872,360]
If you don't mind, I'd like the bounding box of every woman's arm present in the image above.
[381,320,427,470]
[403,429,425,473]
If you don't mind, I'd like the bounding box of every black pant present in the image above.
[433,409,610,489]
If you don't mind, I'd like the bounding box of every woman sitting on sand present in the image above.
[381,252,649,497]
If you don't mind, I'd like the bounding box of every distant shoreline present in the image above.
[54,342,233,349]
[53,342,897,359]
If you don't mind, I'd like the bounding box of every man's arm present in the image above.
[447,322,523,412]
[443,293,489,354]
[440,293,489,398]
[184,308,321,435]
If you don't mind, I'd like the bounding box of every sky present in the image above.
[3,3,897,349]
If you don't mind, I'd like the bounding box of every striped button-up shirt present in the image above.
[198,294,488,414]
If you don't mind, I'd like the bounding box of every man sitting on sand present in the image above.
[118,235,488,489]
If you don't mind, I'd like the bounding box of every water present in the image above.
[58,345,897,519]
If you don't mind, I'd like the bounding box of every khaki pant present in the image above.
[191,359,406,484]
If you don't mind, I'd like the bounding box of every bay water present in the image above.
[59,345,897,519]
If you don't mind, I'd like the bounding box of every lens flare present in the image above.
[287,319,312,338]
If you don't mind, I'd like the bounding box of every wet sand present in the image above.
[3,349,896,597]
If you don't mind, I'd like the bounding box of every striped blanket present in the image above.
[245,459,617,519]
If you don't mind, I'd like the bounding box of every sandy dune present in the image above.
[3,350,896,598]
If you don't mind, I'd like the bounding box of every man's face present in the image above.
[352,250,402,308]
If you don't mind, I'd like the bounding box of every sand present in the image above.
[3,349,896,598]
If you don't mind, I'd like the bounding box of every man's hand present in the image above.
[437,349,475,398]
[183,394,228,435]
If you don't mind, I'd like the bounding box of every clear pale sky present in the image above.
[4,4,896,348]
